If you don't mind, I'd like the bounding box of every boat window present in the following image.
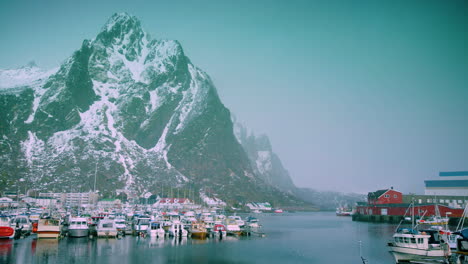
[418,238,423,244]
[410,238,416,243]
[404,237,410,243]
[81,222,87,225]
[103,223,113,228]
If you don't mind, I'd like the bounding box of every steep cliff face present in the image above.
[0,13,303,205]
[233,120,297,193]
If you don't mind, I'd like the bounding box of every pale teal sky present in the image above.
[1,0,467,194]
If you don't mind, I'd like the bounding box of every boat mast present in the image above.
[93,157,99,193]
[412,198,415,228]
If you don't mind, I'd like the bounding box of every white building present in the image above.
[39,192,98,207]
[23,197,58,207]
[0,197,18,208]
[152,198,198,210]
[246,202,272,211]
[425,171,468,196]
[97,199,121,209]
[200,192,226,207]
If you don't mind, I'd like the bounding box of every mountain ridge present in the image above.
[0,13,309,208]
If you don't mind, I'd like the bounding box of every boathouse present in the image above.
[367,188,402,205]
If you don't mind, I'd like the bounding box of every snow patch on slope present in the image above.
[256,151,272,174]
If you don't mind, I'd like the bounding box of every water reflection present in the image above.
[1,213,399,264]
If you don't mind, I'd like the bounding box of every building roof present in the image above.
[439,171,468,177]
[368,189,389,198]
[425,180,468,188]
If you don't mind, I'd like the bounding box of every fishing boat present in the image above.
[114,218,127,235]
[133,216,151,236]
[387,201,451,263]
[168,220,187,237]
[211,224,227,238]
[388,228,451,263]
[67,217,89,238]
[97,218,117,238]
[336,207,353,216]
[0,216,15,239]
[36,218,62,239]
[228,215,245,228]
[147,221,165,238]
[224,218,241,236]
[190,222,207,239]
[274,209,283,213]
[11,215,32,235]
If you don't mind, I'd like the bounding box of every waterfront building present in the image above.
[0,197,18,208]
[425,171,468,196]
[38,192,99,207]
[367,188,402,205]
[152,198,197,210]
[246,202,273,211]
[97,198,122,209]
[22,197,58,207]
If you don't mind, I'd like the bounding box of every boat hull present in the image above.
[389,245,450,262]
[68,228,89,238]
[97,230,117,238]
[0,227,15,239]
[36,231,61,239]
[191,231,207,239]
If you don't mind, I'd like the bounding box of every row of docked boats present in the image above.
[0,208,264,241]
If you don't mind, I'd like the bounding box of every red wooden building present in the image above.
[356,188,465,218]
[368,188,403,205]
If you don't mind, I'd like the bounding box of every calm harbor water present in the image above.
[0,212,398,264]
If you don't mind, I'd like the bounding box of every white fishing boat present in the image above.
[388,228,451,263]
[68,217,89,238]
[228,215,245,228]
[211,224,227,238]
[168,220,187,237]
[36,218,62,239]
[0,215,15,239]
[97,218,117,238]
[114,218,127,234]
[224,218,241,236]
[133,216,151,236]
[148,221,165,238]
[11,215,32,235]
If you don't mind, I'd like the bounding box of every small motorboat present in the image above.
[97,218,117,238]
[68,217,89,238]
[147,221,165,238]
[211,224,227,239]
[168,220,187,237]
[190,222,207,239]
[36,218,62,239]
[0,215,15,239]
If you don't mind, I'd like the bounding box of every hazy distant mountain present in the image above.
[0,13,308,206]
[233,119,297,193]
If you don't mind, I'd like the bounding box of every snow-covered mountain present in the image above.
[0,13,305,206]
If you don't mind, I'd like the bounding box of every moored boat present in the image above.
[190,222,207,239]
[168,220,187,237]
[36,218,62,239]
[0,216,15,239]
[97,218,117,238]
[148,221,165,238]
[211,224,227,238]
[387,228,451,263]
[68,217,89,238]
